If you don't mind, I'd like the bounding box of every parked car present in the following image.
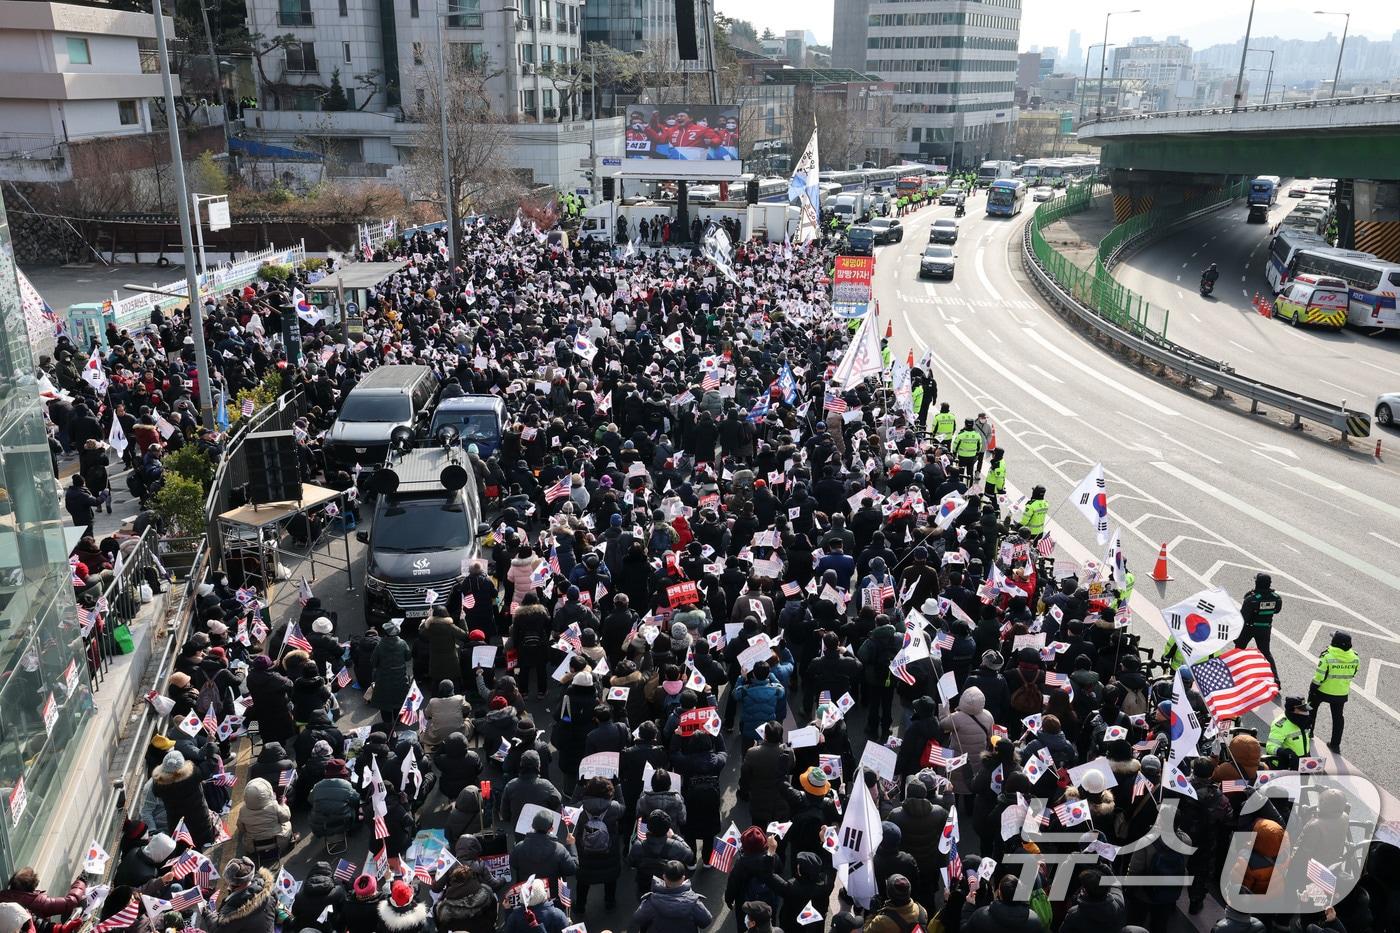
[1288,183,1310,198]
[939,189,965,206]
[919,244,956,279]
[928,218,959,244]
[867,217,904,244]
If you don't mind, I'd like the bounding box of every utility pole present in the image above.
[153,0,214,430]
[436,7,457,267]
[589,52,598,205]
[1232,0,1257,109]
[1097,10,1139,121]
[195,0,231,155]
[1315,10,1350,98]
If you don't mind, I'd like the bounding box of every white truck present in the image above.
[830,193,868,225]
[577,200,797,244]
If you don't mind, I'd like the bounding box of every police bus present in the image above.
[986,179,1027,217]
[1269,232,1400,330]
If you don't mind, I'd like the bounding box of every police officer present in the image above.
[952,419,983,478]
[984,448,1007,498]
[1020,485,1049,539]
[1309,631,1359,752]
[931,403,957,443]
[1265,695,1312,761]
[1113,560,1135,611]
[1238,573,1282,683]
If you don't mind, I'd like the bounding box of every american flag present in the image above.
[278,768,295,790]
[701,372,721,391]
[548,546,561,575]
[947,838,963,881]
[373,815,389,839]
[334,859,358,882]
[207,764,236,788]
[708,837,738,872]
[241,398,255,417]
[1219,779,1250,794]
[95,900,141,933]
[780,581,801,598]
[413,865,432,883]
[202,707,219,738]
[335,667,353,688]
[1306,859,1337,897]
[544,475,572,504]
[210,812,231,844]
[169,887,205,911]
[173,818,194,847]
[879,582,896,603]
[1191,648,1279,720]
[933,632,955,651]
[892,660,915,685]
[635,818,647,844]
[284,622,313,653]
[1045,671,1071,690]
[169,850,202,879]
[192,856,217,889]
[1036,535,1056,558]
[463,592,476,609]
[823,390,848,414]
[557,880,572,909]
[818,753,843,777]
[1133,773,1152,800]
[923,742,954,768]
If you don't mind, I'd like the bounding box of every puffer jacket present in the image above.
[889,795,948,890]
[290,861,347,933]
[732,674,785,735]
[505,556,542,604]
[309,776,360,835]
[739,739,796,825]
[633,880,714,933]
[939,685,995,794]
[237,777,291,850]
[433,733,483,800]
[208,868,278,933]
[444,787,485,847]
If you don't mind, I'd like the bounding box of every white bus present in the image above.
[1265,229,1329,292]
[1276,242,1400,330]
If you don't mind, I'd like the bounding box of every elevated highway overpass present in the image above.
[1077,94,1400,260]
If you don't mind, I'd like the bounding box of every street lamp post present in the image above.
[1315,10,1351,98]
[151,0,214,430]
[436,6,457,268]
[1096,10,1139,121]
[1246,48,1275,103]
[1232,0,1258,109]
[1079,42,1114,123]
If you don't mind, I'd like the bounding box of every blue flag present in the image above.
[777,363,798,406]
[215,391,230,431]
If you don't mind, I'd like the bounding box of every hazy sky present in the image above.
[718,0,1398,51]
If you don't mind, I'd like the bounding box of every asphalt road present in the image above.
[877,192,1400,818]
[1112,197,1400,413]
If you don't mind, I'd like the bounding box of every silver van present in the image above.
[325,364,437,473]
[429,394,508,457]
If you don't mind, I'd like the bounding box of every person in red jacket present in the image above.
[0,868,86,920]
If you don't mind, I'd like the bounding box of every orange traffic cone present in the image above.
[988,422,998,451]
[1150,542,1173,582]
[886,318,894,339]
[906,349,914,368]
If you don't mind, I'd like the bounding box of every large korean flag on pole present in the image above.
[1163,586,1245,665]
[788,127,821,244]
[1068,463,1110,544]
[834,769,882,907]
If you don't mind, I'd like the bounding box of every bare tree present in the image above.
[538,60,585,122]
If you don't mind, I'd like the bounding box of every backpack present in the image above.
[580,806,612,855]
[873,905,928,933]
[126,470,147,500]
[1118,681,1149,717]
[1010,669,1044,716]
[1028,886,1054,928]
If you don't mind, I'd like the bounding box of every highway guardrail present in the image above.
[1078,91,1400,128]
[1021,181,1373,442]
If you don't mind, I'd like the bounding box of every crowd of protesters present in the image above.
[16,208,1397,933]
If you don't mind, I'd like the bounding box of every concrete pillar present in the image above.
[1106,169,1241,224]
[1349,180,1400,262]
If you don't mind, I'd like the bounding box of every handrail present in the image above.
[1021,182,1373,441]
[1079,91,1400,128]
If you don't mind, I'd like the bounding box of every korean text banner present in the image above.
[832,255,875,319]
[623,104,742,179]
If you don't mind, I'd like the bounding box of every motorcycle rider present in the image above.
[1201,262,1220,292]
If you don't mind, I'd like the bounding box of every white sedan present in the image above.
[1376,392,1400,427]
[1031,186,1055,202]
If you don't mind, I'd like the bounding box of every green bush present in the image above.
[152,474,207,538]
[163,446,214,492]
[259,262,293,284]
[233,371,285,426]
[303,257,328,273]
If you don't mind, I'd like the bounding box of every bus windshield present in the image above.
[988,187,1016,207]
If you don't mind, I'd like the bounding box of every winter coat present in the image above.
[290,862,347,933]
[433,734,482,800]
[636,789,687,832]
[246,666,298,746]
[963,666,1013,725]
[938,686,994,794]
[672,744,727,839]
[422,616,468,686]
[509,830,578,881]
[733,674,785,736]
[370,634,413,715]
[890,796,948,890]
[152,760,215,847]
[502,902,570,933]
[499,770,563,833]
[308,776,360,835]
[1059,886,1126,933]
[424,695,469,746]
[962,899,1045,933]
[376,895,432,933]
[740,739,796,825]
[574,795,625,884]
[237,777,292,850]
[208,868,278,933]
[0,879,86,919]
[444,787,485,848]
[724,851,782,911]
[634,880,714,933]
[342,892,384,933]
[432,867,496,933]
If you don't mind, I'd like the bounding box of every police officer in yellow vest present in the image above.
[952,419,983,478]
[931,403,957,442]
[1113,563,1135,611]
[984,448,1006,497]
[1020,485,1049,539]
[1309,631,1359,752]
[1265,695,1312,761]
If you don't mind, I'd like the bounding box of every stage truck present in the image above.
[577,200,798,245]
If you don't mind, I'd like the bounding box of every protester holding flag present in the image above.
[368,621,413,727]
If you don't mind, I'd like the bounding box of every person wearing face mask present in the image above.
[1265,695,1313,762]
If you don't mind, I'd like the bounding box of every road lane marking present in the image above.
[975,246,1003,302]
[1355,359,1400,378]
[944,324,1077,417]
[1319,378,1359,395]
[1114,410,1222,464]
[1227,340,1254,354]
[1151,460,1400,592]
[986,330,1002,343]
[1266,477,1360,516]
[1022,328,1181,417]
[1370,532,1400,551]
[1190,312,1201,322]
[1027,363,1063,384]
[1250,451,1400,525]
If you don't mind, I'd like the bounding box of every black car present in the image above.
[867,218,904,244]
[919,244,956,279]
[845,226,876,255]
[929,219,959,244]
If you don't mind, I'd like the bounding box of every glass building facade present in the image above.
[0,189,94,877]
